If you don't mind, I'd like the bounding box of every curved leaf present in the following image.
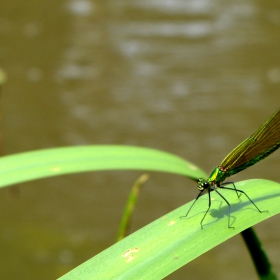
[0,68,6,86]
[58,179,280,280]
[0,145,207,189]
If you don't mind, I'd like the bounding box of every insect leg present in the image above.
[220,186,265,213]
[213,188,235,229]
[221,181,240,198]
[199,188,212,229]
[180,190,205,220]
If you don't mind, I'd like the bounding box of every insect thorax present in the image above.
[209,166,229,183]
[197,166,229,191]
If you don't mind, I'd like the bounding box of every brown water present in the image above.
[1,1,280,279]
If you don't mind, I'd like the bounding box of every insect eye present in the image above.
[197,179,208,190]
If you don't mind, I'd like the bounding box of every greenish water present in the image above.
[1,1,280,279]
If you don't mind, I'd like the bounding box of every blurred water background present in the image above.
[1,0,280,279]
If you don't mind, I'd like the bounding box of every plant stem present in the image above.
[241,227,278,280]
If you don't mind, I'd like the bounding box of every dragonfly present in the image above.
[181,108,280,229]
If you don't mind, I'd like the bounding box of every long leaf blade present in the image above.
[0,145,207,188]
[58,179,280,280]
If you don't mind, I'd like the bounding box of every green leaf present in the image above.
[241,228,277,280]
[0,145,207,189]
[117,173,149,242]
[0,68,6,86]
[57,179,280,280]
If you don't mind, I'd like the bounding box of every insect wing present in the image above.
[220,109,280,175]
